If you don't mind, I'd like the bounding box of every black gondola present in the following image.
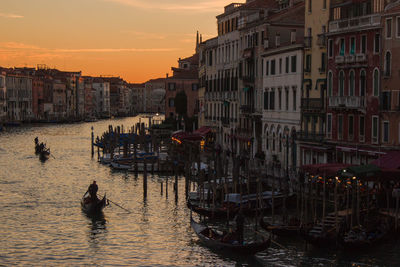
[81,191,108,214]
[190,217,271,255]
[187,200,238,220]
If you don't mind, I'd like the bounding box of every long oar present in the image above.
[51,154,56,159]
[108,199,132,213]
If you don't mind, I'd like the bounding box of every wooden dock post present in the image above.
[143,158,148,199]
[91,126,94,157]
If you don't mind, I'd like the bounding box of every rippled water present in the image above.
[0,116,399,266]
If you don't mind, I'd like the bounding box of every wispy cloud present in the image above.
[104,0,232,12]
[0,12,24,19]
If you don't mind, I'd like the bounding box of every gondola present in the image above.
[81,191,108,214]
[260,217,301,237]
[338,225,391,250]
[39,148,50,161]
[187,200,239,220]
[190,217,271,255]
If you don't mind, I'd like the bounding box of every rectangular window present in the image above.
[168,98,175,107]
[192,83,199,91]
[291,56,297,73]
[372,116,379,143]
[359,116,365,142]
[327,114,332,138]
[321,53,326,72]
[292,87,297,111]
[348,115,354,140]
[361,35,367,54]
[339,38,345,56]
[285,88,289,111]
[278,90,282,110]
[305,54,311,72]
[308,0,312,13]
[374,33,380,53]
[285,57,289,73]
[261,59,264,77]
[338,115,343,140]
[397,17,400,38]
[266,61,269,76]
[168,83,176,91]
[383,121,389,143]
[350,37,356,55]
[323,0,326,9]
[279,58,282,74]
[386,18,393,39]
[328,39,333,58]
[264,91,269,110]
[270,90,275,110]
[271,59,276,75]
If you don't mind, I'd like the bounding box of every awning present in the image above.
[371,151,400,169]
[301,163,351,177]
[342,164,381,180]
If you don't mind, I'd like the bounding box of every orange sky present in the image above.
[0,0,235,83]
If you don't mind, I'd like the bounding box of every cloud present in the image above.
[104,0,232,12]
[0,42,41,50]
[0,12,24,19]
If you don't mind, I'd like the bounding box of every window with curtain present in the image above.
[385,52,391,76]
[328,72,333,96]
[360,70,366,96]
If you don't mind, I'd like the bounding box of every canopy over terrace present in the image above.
[371,151,400,180]
[341,164,381,181]
[301,163,351,177]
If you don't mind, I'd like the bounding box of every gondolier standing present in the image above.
[88,181,98,201]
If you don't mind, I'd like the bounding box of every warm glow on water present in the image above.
[0,116,399,266]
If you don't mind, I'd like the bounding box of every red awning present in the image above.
[372,151,400,170]
[301,163,351,177]
[193,126,212,137]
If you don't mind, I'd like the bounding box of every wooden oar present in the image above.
[108,199,132,213]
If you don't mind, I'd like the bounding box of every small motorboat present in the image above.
[81,191,108,214]
[190,217,270,255]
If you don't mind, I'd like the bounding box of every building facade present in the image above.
[0,73,6,122]
[6,75,33,122]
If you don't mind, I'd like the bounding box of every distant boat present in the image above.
[81,191,108,214]
[190,217,271,255]
[85,117,98,123]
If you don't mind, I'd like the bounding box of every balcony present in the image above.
[356,53,368,63]
[317,34,326,47]
[297,132,325,142]
[328,96,365,109]
[345,55,355,63]
[240,105,254,114]
[329,14,381,33]
[301,98,324,110]
[304,37,312,48]
[335,56,345,64]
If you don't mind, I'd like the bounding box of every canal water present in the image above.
[0,115,399,266]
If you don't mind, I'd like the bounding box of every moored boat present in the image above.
[81,191,108,214]
[190,217,271,255]
[260,217,301,237]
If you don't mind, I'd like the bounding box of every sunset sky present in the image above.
[0,0,235,83]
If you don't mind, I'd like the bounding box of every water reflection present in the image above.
[85,211,107,247]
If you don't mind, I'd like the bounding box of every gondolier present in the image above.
[88,181,98,201]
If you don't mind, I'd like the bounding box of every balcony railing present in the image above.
[301,98,324,110]
[356,53,368,63]
[335,56,345,64]
[297,132,325,142]
[240,105,254,114]
[329,14,381,33]
[328,96,365,109]
[304,37,312,48]
[345,55,355,63]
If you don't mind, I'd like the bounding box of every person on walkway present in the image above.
[235,209,245,244]
[88,181,99,201]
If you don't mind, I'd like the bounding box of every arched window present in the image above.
[360,70,366,97]
[266,131,269,150]
[339,71,345,96]
[279,133,282,152]
[385,51,391,76]
[349,70,355,96]
[273,132,276,152]
[373,69,380,96]
[328,71,333,96]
